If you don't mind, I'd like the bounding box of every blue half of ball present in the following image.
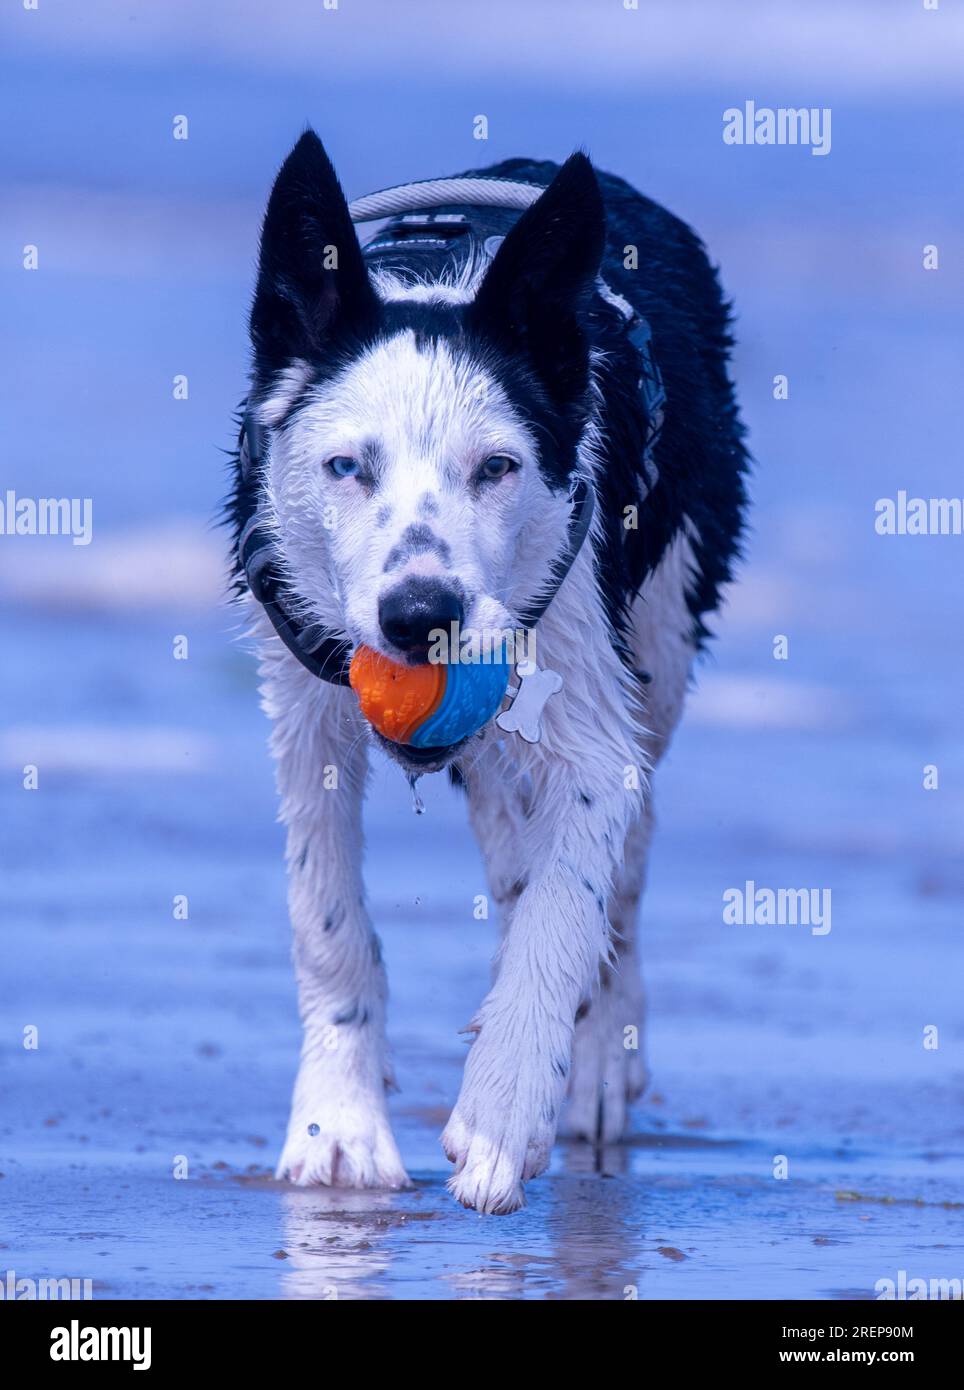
[408,659,511,748]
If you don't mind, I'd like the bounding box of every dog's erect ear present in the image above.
[467,153,605,405]
[250,130,379,372]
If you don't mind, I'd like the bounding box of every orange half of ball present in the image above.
[348,645,446,745]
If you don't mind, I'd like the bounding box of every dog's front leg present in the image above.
[459,739,530,929]
[265,651,409,1191]
[445,721,641,1213]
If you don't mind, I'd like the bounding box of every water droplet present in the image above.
[307,1123,320,1137]
[407,773,425,815]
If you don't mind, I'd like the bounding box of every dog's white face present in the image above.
[247,135,605,766]
[260,327,560,668]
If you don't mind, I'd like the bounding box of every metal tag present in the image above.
[496,660,563,744]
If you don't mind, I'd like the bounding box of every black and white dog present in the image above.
[228,131,748,1214]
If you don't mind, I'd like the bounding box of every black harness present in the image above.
[239,197,664,688]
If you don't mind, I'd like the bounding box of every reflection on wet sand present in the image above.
[278,1186,410,1299]
[441,1143,642,1301]
[546,1143,647,1300]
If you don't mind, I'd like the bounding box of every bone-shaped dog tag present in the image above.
[496,660,563,744]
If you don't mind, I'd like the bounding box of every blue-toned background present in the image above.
[1,0,962,1299]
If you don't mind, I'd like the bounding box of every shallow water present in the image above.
[1,599,963,1300]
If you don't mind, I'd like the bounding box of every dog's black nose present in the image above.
[378,578,464,658]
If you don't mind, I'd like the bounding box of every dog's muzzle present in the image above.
[372,729,467,773]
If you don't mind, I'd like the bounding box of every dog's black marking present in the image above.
[359,438,387,479]
[227,131,749,654]
[383,522,452,573]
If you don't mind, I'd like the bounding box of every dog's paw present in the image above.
[276,1101,410,1191]
[441,1072,557,1215]
[560,981,648,1143]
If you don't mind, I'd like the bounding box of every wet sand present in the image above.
[2,594,962,1300]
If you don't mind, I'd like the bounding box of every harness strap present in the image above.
[239,527,354,685]
[238,419,353,685]
[517,475,595,629]
[348,177,546,223]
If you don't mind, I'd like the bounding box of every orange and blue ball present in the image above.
[349,645,511,748]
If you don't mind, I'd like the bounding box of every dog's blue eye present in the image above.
[328,456,359,478]
[480,455,515,481]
